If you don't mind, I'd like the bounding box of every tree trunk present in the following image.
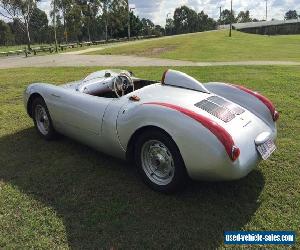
[54,24,58,51]
[63,10,68,43]
[53,0,58,52]
[104,2,108,41]
[126,0,130,40]
[25,20,31,50]
[87,19,91,42]
[105,21,108,41]
[24,3,31,50]
[105,14,108,41]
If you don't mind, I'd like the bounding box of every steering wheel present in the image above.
[113,73,134,98]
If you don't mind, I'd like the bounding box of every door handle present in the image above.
[51,93,61,98]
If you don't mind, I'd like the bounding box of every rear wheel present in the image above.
[134,129,188,193]
[32,97,57,140]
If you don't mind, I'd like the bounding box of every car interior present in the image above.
[79,71,158,98]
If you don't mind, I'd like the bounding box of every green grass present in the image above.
[0,44,51,52]
[0,45,28,52]
[0,66,299,249]
[0,44,102,55]
[87,30,300,62]
[0,44,55,57]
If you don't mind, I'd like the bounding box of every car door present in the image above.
[46,86,113,147]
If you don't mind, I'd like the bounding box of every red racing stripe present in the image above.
[144,102,240,161]
[232,84,279,121]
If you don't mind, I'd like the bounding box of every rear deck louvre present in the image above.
[207,96,245,115]
[195,99,235,123]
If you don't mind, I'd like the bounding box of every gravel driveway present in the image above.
[1,54,300,69]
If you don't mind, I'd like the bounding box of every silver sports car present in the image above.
[24,69,278,192]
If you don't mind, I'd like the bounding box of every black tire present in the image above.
[32,97,57,140]
[134,129,188,193]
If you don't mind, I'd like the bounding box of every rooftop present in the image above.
[233,19,300,29]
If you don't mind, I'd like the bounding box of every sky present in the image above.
[3,0,300,25]
[127,0,300,25]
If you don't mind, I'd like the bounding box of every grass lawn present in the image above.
[0,44,103,55]
[87,30,300,62]
[0,44,52,52]
[0,66,299,249]
[0,45,29,52]
[0,44,54,58]
[0,37,159,55]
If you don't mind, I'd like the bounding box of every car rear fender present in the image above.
[204,82,277,130]
[117,103,235,176]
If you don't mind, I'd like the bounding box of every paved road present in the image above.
[63,47,106,55]
[1,54,300,69]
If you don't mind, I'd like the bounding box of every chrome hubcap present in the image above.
[35,104,49,135]
[141,140,175,185]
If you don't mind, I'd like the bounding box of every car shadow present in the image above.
[0,128,265,249]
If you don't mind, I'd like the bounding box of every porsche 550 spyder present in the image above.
[24,69,278,192]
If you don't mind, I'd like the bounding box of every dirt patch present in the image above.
[0,179,5,188]
[138,46,177,56]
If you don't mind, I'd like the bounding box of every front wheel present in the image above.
[134,129,188,193]
[32,97,57,140]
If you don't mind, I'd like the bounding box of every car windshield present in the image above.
[82,69,131,83]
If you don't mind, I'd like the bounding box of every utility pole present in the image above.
[219,6,222,23]
[265,0,268,21]
[229,0,232,37]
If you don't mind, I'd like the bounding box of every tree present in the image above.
[0,0,169,45]
[198,11,217,31]
[140,18,154,36]
[171,7,216,35]
[101,0,109,40]
[50,0,60,50]
[8,19,27,44]
[92,14,105,40]
[153,25,164,37]
[69,4,83,41]
[236,10,252,23]
[78,0,101,41]
[0,0,39,49]
[165,18,174,35]
[101,0,122,40]
[29,8,48,43]
[174,5,198,34]
[0,20,14,45]
[107,0,127,38]
[129,12,142,37]
[219,9,235,25]
[57,0,72,43]
[284,10,298,20]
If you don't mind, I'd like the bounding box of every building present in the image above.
[232,19,300,35]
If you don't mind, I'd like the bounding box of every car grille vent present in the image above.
[195,96,245,122]
[195,99,236,122]
[207,96,245,115]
